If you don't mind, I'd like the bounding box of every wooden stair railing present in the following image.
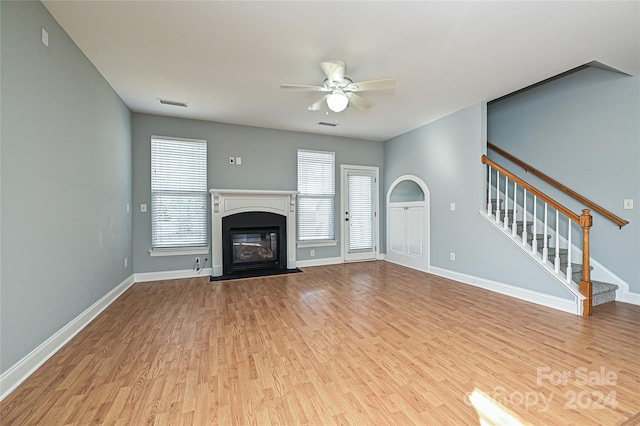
[488,142,629,229]
[481,155,593,316]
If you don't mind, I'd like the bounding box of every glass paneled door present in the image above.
[342,166,379,262]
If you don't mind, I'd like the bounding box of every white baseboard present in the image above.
[385,257,430,274]
[134,268,213,282]
[296,256,343,268]
[0,274,136,402]
[428,266,580,315]
[622,290,640,305]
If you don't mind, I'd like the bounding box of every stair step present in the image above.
[489,200,503,213]
[569,263,584,280]
[491,208,514,222]
[556,262,593,281]
[592,281,618,306]
[548,248,569,265]
[527,233,550,241]
[525,234,550,251]
[515,220,533,234]
[592,280,618,296]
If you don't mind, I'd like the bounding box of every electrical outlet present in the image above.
[310,249,315,257]
[450,252,456,261]
[623,199,633,210]
[236,157,242,165]
[450,202,456,211]
[140,204,147,213]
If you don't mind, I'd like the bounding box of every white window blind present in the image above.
[348,174,374,251]
[151,137,207,249]
[297,150,335,242]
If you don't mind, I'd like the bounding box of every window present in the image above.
[151,136,207,252]
[297,149,335,243]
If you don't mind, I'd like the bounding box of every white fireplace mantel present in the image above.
[209,189,297,276]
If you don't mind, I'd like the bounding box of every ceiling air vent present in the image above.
[159,98,188,108]
[318,121,338,127]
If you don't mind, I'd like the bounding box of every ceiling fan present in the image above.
[281,61,397,113]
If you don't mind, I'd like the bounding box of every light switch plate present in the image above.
[623,199,633,210]
[140,204,147,212]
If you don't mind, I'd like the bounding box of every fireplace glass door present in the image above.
[231,228,279,271]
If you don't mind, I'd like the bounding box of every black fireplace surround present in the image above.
[222,211,287,276]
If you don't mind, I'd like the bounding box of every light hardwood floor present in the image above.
[2,261,639,425]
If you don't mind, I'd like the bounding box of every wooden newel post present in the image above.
[579,209,593,316]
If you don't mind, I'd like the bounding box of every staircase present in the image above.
[489,199,618,308]
[480,144,632,315]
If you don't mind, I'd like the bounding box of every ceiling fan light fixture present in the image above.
[327,90,348,112]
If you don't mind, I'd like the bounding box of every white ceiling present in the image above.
[42,1,639,142]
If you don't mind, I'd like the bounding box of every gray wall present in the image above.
[0,1,133,373]
[488,67,639,292]
[384,103,574,299]
[132,113,384,273]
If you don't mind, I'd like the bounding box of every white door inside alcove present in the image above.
[386,176,430,272]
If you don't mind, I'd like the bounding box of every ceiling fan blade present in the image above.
[347,78,397,92]
[321,61,346,84]
[280,84,328,91]
[346,92,374,110]
[308,94,330,111]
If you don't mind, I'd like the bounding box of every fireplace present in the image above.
[222,212,286,274]
[210,189,297,277]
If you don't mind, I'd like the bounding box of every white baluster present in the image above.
[521,189,528,245]
[532,196,538,254]
[566,223,573,283]
[554,210,560,273]
[542,203,548,263]
[487,165,492,215]
[495,171,501,223]
[512,182,518,237]
[503,176,509,230]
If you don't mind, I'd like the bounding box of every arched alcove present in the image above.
[386,175,430,272]
[389,179,425,203]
